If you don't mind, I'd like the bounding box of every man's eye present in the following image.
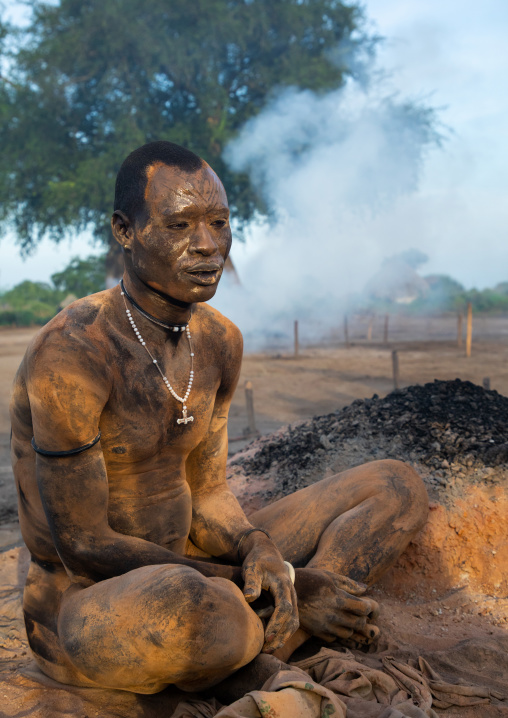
[211,219,227,228]
[169,222,189,229]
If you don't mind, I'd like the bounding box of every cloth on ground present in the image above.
[170,647,507,718]
[172,668,346,718]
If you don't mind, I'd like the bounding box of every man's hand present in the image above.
[294,567,379,645]
[240,534,299,654]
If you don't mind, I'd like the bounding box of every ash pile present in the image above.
[230,379,508,504]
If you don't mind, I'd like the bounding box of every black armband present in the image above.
[31,432,101,457]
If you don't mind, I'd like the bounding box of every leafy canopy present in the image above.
[51,254,106,297]
[0,280,63,325]
[0,252,106,325]
[0,0,369,253]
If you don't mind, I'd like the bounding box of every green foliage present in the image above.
[51,254,106,296]
[493,281,508,295]
[0,253,106,325]
[464,288,508,314]
[408,278,508,315]
[355,272,508,316]
[0,0,370,252]
[1,280,62,307]
[0,280,63,325]
[418,274,465,312]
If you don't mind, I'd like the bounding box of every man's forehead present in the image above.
[144,162,228,213]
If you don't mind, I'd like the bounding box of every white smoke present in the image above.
[211,77,441,348]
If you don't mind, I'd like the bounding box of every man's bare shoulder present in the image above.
[22,289,117,376]
[193,303,242,348]
[11,291,117,447]
[193,304,243,390]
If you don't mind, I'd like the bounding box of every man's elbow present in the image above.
[54,527,117,583]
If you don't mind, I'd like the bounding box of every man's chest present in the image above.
[99,347,221,464]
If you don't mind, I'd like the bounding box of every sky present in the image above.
[1,0,507,291]
[363,0,508,289]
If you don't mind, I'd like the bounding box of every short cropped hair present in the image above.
[114,141,204,221]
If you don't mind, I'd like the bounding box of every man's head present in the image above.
[112,141,231,305]
[114,141,204,224]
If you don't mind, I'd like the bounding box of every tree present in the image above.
[0,280,63,325]
[51,254,107,297]
[0,253,106,325]
[0,0,372,258]
[422,274,465,312]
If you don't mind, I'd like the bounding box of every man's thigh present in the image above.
[58,564,264,693]
[249,459,428,568]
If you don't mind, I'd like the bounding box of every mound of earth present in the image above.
[228,379,508,504]
[227,378,508,610]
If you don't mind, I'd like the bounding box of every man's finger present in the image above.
[356,623,380,642]
[334,575,367,596]
[330,611,367,631]
[316,625,353,642]
[262,579,298,652]
[242,566,263,602]
[364,598,380,620]
[344,625,381,648]
[351,596,379,619]
[263,597,296,651]
[338,593,375,616]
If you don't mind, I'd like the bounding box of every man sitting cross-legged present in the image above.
[10,141,428,695]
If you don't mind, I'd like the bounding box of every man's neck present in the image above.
[121,272,193,327]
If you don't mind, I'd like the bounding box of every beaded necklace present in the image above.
[120,284,195,425]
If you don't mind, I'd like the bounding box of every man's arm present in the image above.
[185,321,299,652]
[185,320,258,558]
[36,446,242,585]
[27,329,242,587]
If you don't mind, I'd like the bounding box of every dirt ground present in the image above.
[2,318,508,542]
[229,313,508,448]
[2,315,508,435]
[1,319,508,714]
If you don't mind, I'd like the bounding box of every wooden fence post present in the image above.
[392,350,400,390]
[294,320,299,358]
[466,302,473,358]
[483,377,491,391]
[367,316,373,342]
[344,315,349,347]
[383,314,389,344]
[244,381,258,436]
[457,313,463,348]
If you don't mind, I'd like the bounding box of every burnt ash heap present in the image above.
[231,379,508,498]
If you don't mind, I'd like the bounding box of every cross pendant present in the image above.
[177,406,194,425]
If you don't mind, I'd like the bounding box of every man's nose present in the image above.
[189,221,218,256]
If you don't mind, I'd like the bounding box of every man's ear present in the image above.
[111,210,134,251]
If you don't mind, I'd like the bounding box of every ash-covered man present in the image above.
[10,141,428,694]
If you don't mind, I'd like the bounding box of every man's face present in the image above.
[127,162,232,304]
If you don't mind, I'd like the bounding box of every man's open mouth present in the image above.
[185,263,222,285]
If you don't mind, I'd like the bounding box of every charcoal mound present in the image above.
[231,379,508,499]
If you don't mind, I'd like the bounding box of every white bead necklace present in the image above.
[121,290,195,425]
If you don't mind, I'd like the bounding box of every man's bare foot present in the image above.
[272,627,312,663]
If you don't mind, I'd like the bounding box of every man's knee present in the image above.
[372,459,429,532]
[171,573,265,691]
[58,565,264,691]
[198,576,264,664]
[134,566,264,670]
[148,568,264,678]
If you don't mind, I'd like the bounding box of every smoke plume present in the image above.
[211,76,440,348]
